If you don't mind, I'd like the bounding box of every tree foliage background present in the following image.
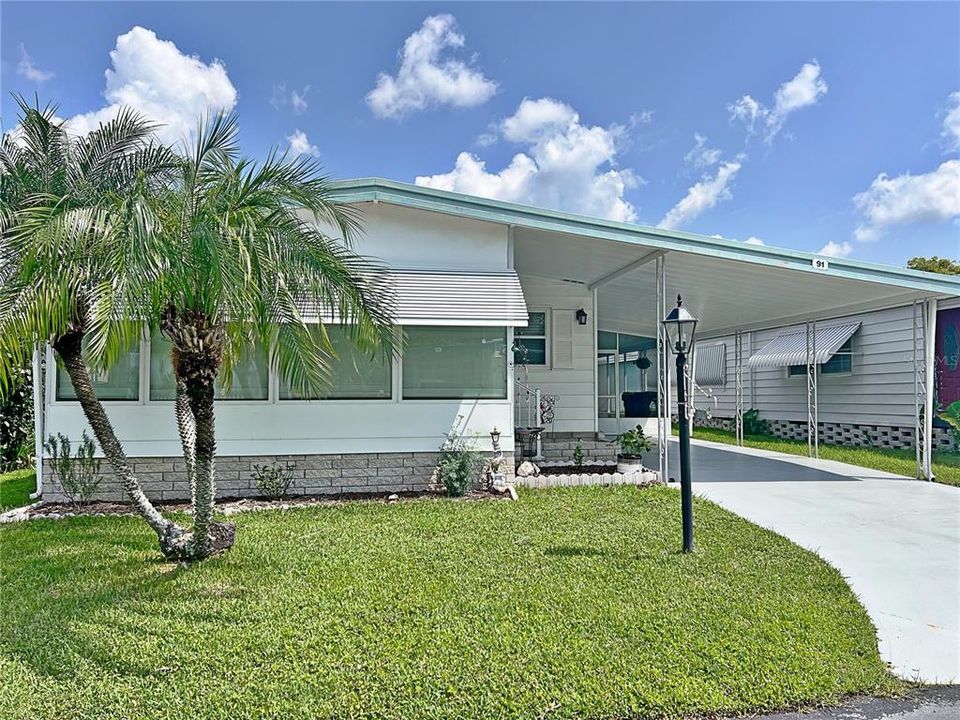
[0,350,33,472]
[906,256,960,275]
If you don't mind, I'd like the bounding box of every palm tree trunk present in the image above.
[183,373,234,558]
[52,330,187,557]
[174,377,196,503]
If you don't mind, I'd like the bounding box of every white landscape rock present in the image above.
[516,461,540,478]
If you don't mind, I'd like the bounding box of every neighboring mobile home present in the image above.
[34,179,960,501]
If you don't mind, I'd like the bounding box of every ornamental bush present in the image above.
[0,353,33,472]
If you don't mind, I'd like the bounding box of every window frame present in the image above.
[401,325,510,401]
[513,309,550,368]
[786,337,854,378]
[277,326,394,402]
[51,338,146,405]
[145,333,273,405]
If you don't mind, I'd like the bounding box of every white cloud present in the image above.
[65,26,237,145]
[658,161,742,230]
[630,110,655,126]
[287,130,319,158]
[684,133,722,168]
[291,89,309,114]
[818,240,853,258]
[744,236,766,246]
[271,83,309,114]
[942,91,960,152]
[416,97,639,222]
[729,61,828,143]
[853,159,960,241]
[367,14,497,118]
[17,44,54,83]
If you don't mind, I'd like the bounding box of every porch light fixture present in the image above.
[661,294,699,553]
[490,426,501,450]
[575,308,588,325]
[662,295,698,354]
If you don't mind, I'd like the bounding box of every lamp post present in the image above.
[662,294,698,553]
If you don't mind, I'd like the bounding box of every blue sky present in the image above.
[2,1,958,267]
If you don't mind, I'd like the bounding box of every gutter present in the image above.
[30,346,43,500]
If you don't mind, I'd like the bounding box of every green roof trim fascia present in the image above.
[327,177,960,297]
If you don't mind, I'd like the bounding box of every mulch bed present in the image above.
[2,488,512,522]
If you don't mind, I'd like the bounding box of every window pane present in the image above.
[57,343,140,401]
[597,330,618,350]
[150,334,269,401]
[822,353,852,374]
[149,335,177,401]
[280,326,391,400]
[513,338,546,365]
[515,312,546,337]
[403,326,507,399]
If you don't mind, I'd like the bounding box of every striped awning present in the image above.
[302,269,529,327]
[694,343,726,386]
[746,322,860,369]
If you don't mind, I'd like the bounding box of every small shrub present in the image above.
[743,408,772,436]
[572,441,584,467]
[252,462,297,499]
[45,431,100,505]
[437,427,484,497]
[617,425,653,458]
[0,352,34,472]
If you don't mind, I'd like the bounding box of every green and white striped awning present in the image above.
[746,322,860,369]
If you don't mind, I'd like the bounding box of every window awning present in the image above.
[746,322,860,369]
[302,269,529,327]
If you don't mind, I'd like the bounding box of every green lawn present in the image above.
[0,469,35,512]
[687,425,960,488]
[0,487,898,720]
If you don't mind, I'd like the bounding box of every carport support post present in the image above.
[923,298,937,480]
[656,255,670,484]
[676,349,694,553]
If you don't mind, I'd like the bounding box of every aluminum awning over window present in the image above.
[302,269,529,327]
[746,322,860,369]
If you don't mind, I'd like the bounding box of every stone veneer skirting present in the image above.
[42,452,516,503]
[538,432,618,462]
[692,415,957,452]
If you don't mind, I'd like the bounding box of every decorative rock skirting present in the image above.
[692,415,957,452]
[514,467,662,489]
[42,451,516,504]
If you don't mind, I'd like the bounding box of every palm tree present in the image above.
[131,114,395,559]
[0,97,189,554]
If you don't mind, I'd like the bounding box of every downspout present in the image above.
[30,345,44,499]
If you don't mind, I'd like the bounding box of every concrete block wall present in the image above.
[538,432,618,462]
[43,451,515,503]
[690,415,957,453]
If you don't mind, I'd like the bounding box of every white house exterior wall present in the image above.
[693,303,923,428]
[42,203,516,478]
[515,275,597,433]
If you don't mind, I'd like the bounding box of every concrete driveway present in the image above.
[670,439,960,683]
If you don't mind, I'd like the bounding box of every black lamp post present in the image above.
[662,294,698,553]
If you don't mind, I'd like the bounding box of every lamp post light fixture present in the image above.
[662,294,698,553]
[575,308,588,326]
[490,426,502,453]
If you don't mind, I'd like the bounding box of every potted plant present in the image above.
[616,424,653,473]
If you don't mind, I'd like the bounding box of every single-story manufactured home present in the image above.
[32,178,960,501]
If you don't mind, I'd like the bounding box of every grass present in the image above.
[0,486,899,720]
[687,425,960,488]
[0,469,34,512]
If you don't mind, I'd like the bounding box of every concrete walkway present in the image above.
[669,439,960,683]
